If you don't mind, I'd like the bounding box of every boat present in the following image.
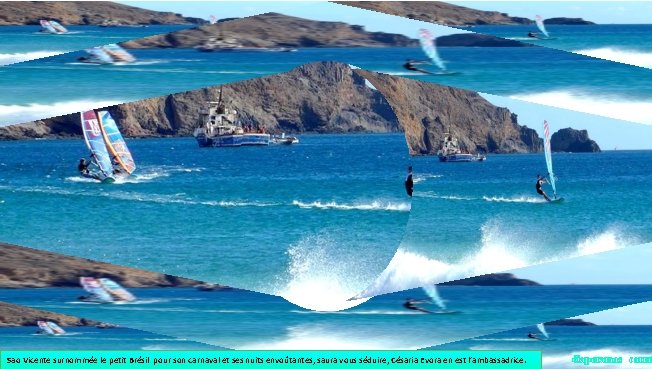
[79,277,137,303]
[79,110,136,182]
[271,133,299,145]
[39,20,68,34]
[193,87,270,147]
[79,44,136,64]
[437,130,485,162]
[37,321,65,335]
[543,120,562,201]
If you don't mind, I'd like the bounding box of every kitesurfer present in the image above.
[536,174,551,202]
[405,166,413,197]
[403,298,433,314]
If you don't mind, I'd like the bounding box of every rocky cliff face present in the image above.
[0,242,206,289]
[0,62,401,139]
[352,69,542,154]
[0,2,204,25]
[551,128,601,152]
[333,1,532,25]
[0,302,102,327]
[122,12,419,49]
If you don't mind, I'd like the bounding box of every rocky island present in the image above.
[0,1,204,26]
[0,301,103,327]
[551,128,601,152]
[440,273,540,286]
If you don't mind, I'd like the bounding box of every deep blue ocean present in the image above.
[0,134,410,311]
[2,285,652,351]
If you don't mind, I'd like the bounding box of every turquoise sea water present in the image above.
[435,324,652,369]
[0,25,193,66]
[0,326,221,350]
[360,150,652,296]
[458,24,652,69]
[0,135,409,310]
[3,28,652,126]
[1,285,652,350]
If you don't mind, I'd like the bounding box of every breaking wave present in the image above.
[0,100,123,127]
[0,51,63,66]
[292,200,410,212]
[574,47,652,69]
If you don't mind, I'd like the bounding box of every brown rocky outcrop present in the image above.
[0,1,204,25]
[353,69,542,154]
[551,128,601,153]
[0,301,103,327]
[121,12,419,49]
[332,1,532,25]
[0,242,214,289]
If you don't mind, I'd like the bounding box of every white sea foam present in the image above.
[0,51,63,66]
[358,224,638,298]
[482,195,546,203]
[274,234,372,311]
[574,47,652,69]
[510,90,652,125]
[292,200,410,212]
[0,100,122,127]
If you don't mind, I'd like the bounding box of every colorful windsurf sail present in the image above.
[535,15,549,38]
[84,47,115,64]
[99,278,137,302]
[80,277,114,303]
[49,20,68,33]
[209,15,217,24]
[47,321,66,335]
[97,110,136,174]
[80,111,116,180]
[543,120,557,198]
[37,320,56,335]
[536,323,549,339]
[39,20,58,34]
[418,28,446,71]
[102,44,136,63]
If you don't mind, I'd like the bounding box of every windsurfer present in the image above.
[405,166,413,197]
[527,31,539,38]
[527,332,540,340]
[78,158,90,174]
[536,175,551,201]
[403,298,433,314]
[402,59,433,75]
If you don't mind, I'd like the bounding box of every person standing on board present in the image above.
[536,174,551,201]
[405,166,413,197]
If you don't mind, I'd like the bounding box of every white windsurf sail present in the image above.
[99,278,137,302]
[47,321,66,335]
[49,21,68,34]
[418,28,446,71]
[422,285,446,310]
[536,323,549,339]
[39,20,58,34]
[80,277,114,303]
[84,47,114,64]
[209,15,217,24]
[37,320,56,335]
[535,15,549,38]
[543,120,557,198]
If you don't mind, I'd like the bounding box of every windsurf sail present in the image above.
[97,110,136,174]
[422,285,446,310]
[543,120,557,198]
[80,111,115,180]
[418,28,446,71]
[80,277,114,303]
[102,44,136,63]
[84,47,114,64]
[37,320,56,335]
[47,321,66,335]
[209,15,217,24]
[535,15,549,38]
[536,323,549,339]
[99,278,137,302]
[39,20,58,34]
[49,21,68,34]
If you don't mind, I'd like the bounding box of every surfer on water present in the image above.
[402,59,433,75]
[405,166,413,197]
[536,175,551,201]
[527,332,541,340]
[403,298,433,314]
[527,31,539,38]
[78,158,90,174]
